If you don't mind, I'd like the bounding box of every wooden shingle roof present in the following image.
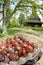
[27,17,43,24]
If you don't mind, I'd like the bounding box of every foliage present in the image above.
[32,7,37,17]
[0,26,2,33]
[18,13,25,26]
[32,27,43,34]
[6,8,13,16]
[8,17,19,28]
[32,27,43,31]
[25,16,31,22]
[0,0,3,6]
[0,0,43,18]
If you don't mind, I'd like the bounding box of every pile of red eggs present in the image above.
[0,36,35,64]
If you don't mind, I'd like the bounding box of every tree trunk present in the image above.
[2,4,7,34]
[2,23,7,34]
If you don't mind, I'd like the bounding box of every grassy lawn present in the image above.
[0,28,20,41]
[0,26,30,40]
[7,28,21,35]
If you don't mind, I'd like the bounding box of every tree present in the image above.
[0,0,43,33]
[25,16,30,22]
[32,3,38,17]
[19,13,25,26]
[8,17,19,28]
[0,0,10,33]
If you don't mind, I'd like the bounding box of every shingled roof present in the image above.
[24,16,43,27]
[27,16,43,24]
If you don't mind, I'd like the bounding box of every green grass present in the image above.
[0,28,20,41]
[7,28,20,35]
[32,27,43,34]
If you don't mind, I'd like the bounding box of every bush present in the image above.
[32,27,43,31]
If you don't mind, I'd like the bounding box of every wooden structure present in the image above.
[24,17,43,27]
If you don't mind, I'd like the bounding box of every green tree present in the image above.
[25,16,30,22]
[19,13,25,26]
[0,0,43,33]
[8,17,19,28]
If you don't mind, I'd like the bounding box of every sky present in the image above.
[0,0,43,25]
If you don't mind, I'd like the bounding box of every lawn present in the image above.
[0,28,20,41]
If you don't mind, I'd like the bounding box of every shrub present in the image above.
[32,27,43,31]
